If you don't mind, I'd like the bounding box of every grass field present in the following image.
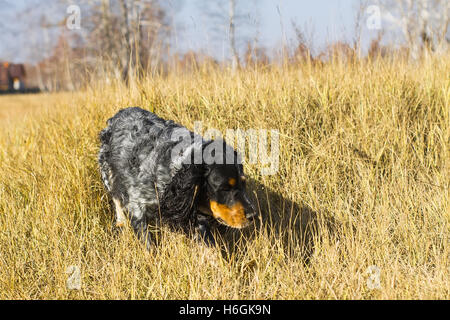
[0,56,448,299]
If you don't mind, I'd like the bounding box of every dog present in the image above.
[98,107,257,246]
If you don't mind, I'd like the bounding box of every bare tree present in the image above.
[379,0,449,58]
[199,0,255,71]
[119,0,134,81]
[228,0,239,70]
[67,0,170,81]
[7,0,170,90]
[117,0,170,80]
[353,0,370,57]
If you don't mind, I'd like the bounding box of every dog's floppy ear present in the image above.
[159,164,204,225]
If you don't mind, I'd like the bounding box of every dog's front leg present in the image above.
[130,213,151,249]
[194,219,215,247]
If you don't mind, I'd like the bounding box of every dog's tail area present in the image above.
[98,125,113,192]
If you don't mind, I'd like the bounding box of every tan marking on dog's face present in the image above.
[228,178,236,187]
[210,200,249,229]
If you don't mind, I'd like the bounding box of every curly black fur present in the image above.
[98,107,256,247]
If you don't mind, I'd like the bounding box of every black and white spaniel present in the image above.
[98,107,257,246]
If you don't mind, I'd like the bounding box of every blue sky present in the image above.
[174,0,364,58]
[0,0,377,63]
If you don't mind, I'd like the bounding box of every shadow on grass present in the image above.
[212,178,340,264]
[95,173,340,265]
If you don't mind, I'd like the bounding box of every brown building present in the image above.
[0,62,26,92]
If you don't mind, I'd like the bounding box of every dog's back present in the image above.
[99,108,165,205]
[98,107,200,221]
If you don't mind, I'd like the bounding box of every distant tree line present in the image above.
[3,0,447,91]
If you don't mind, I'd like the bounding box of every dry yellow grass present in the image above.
[0,56,448,299]
[0,92,73,123]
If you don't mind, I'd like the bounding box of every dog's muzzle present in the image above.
[209,196,257,229]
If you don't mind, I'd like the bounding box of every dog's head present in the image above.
[198,143,257,229]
